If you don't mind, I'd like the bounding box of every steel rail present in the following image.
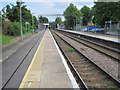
[58,30,120,61]
[57,29,120,53]
[53,30,120,88]
[52,30,89,90]
[57,30,120,61]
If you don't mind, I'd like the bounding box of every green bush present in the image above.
[2,20,11,35]
[8,22,20,36]
[22,26,26,34]
[69,48,75,52]
[8,22,26,36]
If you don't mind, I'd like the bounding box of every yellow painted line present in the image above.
[19,31,46,89]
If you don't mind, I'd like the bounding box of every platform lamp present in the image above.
[80,16,83,31]
[26,22,29,34]
[73,19,75,30]
[76,15,77,31]
[32,13,35,34]
[17,0,23,39]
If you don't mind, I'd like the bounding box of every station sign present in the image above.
[43,23,49,25]
[26,22,29,24]
[105,21,112,23]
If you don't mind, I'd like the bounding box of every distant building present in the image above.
[39,23,49,30]
[87,22,94,25]
[112,21,120,30]
[105,21,120,30]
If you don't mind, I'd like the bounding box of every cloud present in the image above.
[1,1,94,21]
[25,2,64,21]
[74,2,94,10]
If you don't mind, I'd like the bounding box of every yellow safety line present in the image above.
[19,31,46,89]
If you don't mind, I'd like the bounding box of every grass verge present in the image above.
[2,35,16,45]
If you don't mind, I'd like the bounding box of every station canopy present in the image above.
[44,23,49,25]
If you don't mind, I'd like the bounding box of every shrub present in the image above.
[2,20,11,35]
[8,22,20,36]
[22,26,26,34]
[8,22,26,36]
[69,48,75,52]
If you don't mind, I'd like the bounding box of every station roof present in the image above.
[39,23,49,26]
[44,23,49,25]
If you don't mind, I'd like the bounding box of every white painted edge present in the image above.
[49,30,80,89]
[62,29,119,43]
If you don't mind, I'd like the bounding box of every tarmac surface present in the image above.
[19,29,78,88]
[2,34,33,61]
[2,30,45,88]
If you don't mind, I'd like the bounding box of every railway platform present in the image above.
[19,29,78,88]
[61,29,119,43]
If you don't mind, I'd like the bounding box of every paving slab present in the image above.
[60,29,119,43]
[19,29,78,88]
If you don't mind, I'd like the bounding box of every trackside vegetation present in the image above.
[2,35,15,44]
[2,1,38,45]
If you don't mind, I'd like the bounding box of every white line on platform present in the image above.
[49,30,79,89]
[28,82,32,87]
[0,60,2,62]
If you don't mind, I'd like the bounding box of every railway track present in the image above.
[2,31,45,89]
[57,30,120,61]
[52,30,120,89]
[55,30,120,81]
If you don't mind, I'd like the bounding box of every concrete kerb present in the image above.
[49,30,79,89]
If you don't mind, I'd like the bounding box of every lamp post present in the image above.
[110,21,112,31]
[73,16,77,30]
[17,0,23,39]
[26,22,29,34]
[105,21,107,34]
[80,16,83,31]
[74,19,75,30]
[32,13,35,34]
[76,16,77,30]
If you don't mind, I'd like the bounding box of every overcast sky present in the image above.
[1,0,95,21]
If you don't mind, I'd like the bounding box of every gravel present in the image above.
[55,31,119,81]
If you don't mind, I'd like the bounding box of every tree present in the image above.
[1,1,36,35]
[64,3,82,29]
[93,2,120,27]
[8,5,20,22]
[55,17,62,24]
[2,2,32,24]
[6,5,11,18]
[33,16,38,30]
[39,16,49,23]
[81,5,92,25]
